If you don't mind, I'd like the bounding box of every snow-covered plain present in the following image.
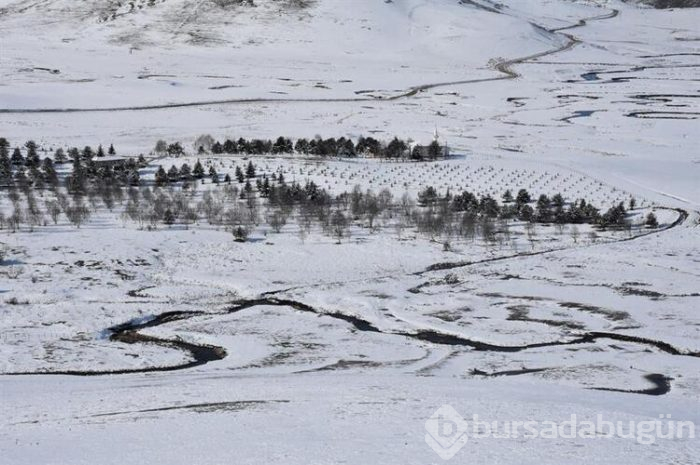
[1,0,700,464]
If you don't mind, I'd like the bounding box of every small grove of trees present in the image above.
[154,140,184,156]
[155,160,251,187]
[1,139,144,194]
[413,186,635,232]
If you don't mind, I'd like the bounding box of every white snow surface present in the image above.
[1,0,699,464]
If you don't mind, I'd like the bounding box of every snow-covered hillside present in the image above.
[0,0,561,106]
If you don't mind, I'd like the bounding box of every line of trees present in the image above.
[173,135,447,160]
[424,187,634,230]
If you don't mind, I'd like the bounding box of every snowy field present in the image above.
[1,0,700,464]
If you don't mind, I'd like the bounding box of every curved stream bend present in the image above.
[5,295,698,385]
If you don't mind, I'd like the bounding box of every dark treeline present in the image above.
[417,187,634,230]
[0,138,145,193]
[181,135,447,160]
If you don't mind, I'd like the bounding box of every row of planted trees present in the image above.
[170,135,447,160]
[152,160,260,187]
[419,187,639,230]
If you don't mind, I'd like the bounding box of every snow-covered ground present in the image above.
[1,0,699,463]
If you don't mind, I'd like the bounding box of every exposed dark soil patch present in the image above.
[508,305,586,330]
[90,400,289,418]
[127,285,157,298]
[559,302,630,322]
[560,110,601,123]
[470,367,550,377]
[590,373,672,396]
[626,111,700,119]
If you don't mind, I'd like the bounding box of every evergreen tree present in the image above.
[427,140,441,160]
[294,138,310,154]
[646,212,659,228]
[518,204,534,222]
[552,193,565,208]
[193,160,205,179]
[0,144,11,185]
[237,138,249,154]
[82,146,94,161]
[41,157,58,187]
[128,169,140,186]
[224,173,231,184]
[272,137,293,154]
[536,194,552,222]
[223,139,237,154]
[68,147,80,163]
[96,145,105,158]
[502,190,513,203]
[14,166,30,190]
[11,147,24,165]
[67,158,86,194]
[179,163,192,180]
[516,189,531,206]
[54,148,66,164]
[155,166,168,186]
[235,166,245,183]
[386,137,407,159]
[340,138,356,157]
[25,141,40,168]
[233,226,248,242]
[166,142,184,156]
[418,186,438,206]
[246,161,256,179]
[167,165,180,182]
[480,195,500,218]
[108,144,116,155]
